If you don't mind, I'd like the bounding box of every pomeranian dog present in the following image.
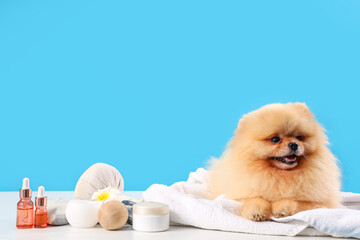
[208,102,340,221]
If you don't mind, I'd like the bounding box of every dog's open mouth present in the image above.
[269,154,299,170]
[270,154,297,165]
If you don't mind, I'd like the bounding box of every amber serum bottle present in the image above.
[34,186,48,228]
[16,178,34,229]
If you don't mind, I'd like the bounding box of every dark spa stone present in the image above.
[122,200,136,225]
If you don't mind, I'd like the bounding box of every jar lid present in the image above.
[133,201,169,215]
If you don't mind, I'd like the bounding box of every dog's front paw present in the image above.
[271,199,299,218]
[240,198,271,221]
[247,211,269,221]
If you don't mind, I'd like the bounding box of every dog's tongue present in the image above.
[284,156,297,162]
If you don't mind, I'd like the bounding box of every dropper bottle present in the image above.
[34,186,47,228]
[16,178,34,229]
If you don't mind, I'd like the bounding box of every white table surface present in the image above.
[0,191,348,240]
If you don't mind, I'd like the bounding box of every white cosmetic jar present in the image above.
[132,201,169,232]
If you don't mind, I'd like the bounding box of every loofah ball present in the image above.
[98,200,128,230]
[74,163,124,200]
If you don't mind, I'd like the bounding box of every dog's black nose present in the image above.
[288,142,298,151]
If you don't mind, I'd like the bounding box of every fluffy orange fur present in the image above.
[208,103,341,221]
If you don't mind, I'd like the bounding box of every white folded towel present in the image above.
[143,168,360,238]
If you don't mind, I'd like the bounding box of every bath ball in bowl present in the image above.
[66,200,101,228]
[74,163,124,200]
[98,200,128,230]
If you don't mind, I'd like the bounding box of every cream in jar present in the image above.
[132,201,169,232]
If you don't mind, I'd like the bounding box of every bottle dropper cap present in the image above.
[38,186,45,197]
[36,186,47,207]
[20,178,32,198]
[22,178,30,189]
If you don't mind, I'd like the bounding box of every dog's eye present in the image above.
[296,136,304,141]
[270,136,281,143]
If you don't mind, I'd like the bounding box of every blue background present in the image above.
[0,0,359,192]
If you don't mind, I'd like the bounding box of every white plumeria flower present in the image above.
[91,186,122,202]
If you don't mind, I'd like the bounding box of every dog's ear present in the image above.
[236,114,249,131]
[294,102,313,116]
[237,118,244,129]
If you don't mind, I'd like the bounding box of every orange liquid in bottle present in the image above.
[17,179,34,229]
[34,210,47,228]
[16,207,33,229]
[34,195,47,228]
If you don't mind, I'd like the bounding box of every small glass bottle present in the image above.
[34,186,47,228]
[16,178,34,229]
